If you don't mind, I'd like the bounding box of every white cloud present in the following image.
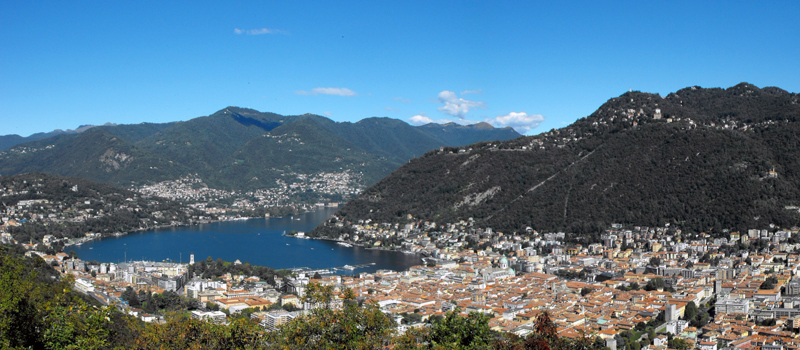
[323,111,332,117]
[437,90,486,117]
[461,89,483,95]
[408,115,435,125]
[295,87,357,96]
[234,28,287,35]
[393,97,410,103]
[485,112,545,134]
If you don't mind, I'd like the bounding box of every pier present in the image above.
[290,262,377,275]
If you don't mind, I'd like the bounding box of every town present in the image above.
[17,216,800,350]
[133,171,362,215]
[0,171,363,249]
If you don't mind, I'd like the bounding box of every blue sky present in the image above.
[2,1,799,137]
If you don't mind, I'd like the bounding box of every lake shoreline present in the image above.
[62,216,259,249]
[67,208,423,273]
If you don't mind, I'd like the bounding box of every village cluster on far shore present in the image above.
[14,215,800,350]
[0,171,361,248]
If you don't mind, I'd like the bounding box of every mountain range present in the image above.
[0,108,520,190]
[311,83,800,237]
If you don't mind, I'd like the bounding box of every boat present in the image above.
[343,265,356,270]
[336,242,353,248]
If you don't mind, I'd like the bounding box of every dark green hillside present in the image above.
[0,129,187,184]
[97,121,176,143]
[313,83,800,236]
[326,117,445,163]
[0,107,520,191]
[0,130,71,151]
[136,109,271,175]
[0,134,27,151]
[418,122,521,148]
[0,122,173,151]
[225,116,389,189]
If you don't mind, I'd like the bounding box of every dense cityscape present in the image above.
[13,200,800,350]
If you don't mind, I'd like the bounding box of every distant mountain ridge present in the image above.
[0,122,124,151]
[311,83,800,237]
[0,108,520,190]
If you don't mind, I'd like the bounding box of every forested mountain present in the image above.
[312,83,800,237]
[0,108,519,189]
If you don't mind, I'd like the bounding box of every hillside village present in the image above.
[133,171,361,214]
[20,217,800,350]
[0,175,213,248]
[0,171,363,248]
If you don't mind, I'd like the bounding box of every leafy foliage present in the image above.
[0,244,135,349]
[426,309,494,349]
[270,300,396,349]
[760,275,779,289]
[189,255,292,282]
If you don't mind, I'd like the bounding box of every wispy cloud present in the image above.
[234,28,287,35]
[295,87,357,96]
[461,89,483,95]
[437,90,486,117]
[485,112,545,134]
[393,97,410,103]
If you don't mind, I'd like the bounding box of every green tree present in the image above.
[428,308,493,349]
[668,338,690,350]
[271,301,395,349]
[644,278,666,291]
[683,301,698,320]
[302,281,335,309]
[761,276,778,290]
[122,286,140,307]
[0,252,48,348]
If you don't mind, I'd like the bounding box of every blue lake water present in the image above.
[69,207,422,274]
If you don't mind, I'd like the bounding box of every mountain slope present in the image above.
[0,108,521,191]
[312,83,800,236]
[417,122,520,148]
[0,129,188,184]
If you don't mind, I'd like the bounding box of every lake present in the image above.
[68,207,422,274]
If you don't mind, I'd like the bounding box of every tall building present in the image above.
[665,303,678,322]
